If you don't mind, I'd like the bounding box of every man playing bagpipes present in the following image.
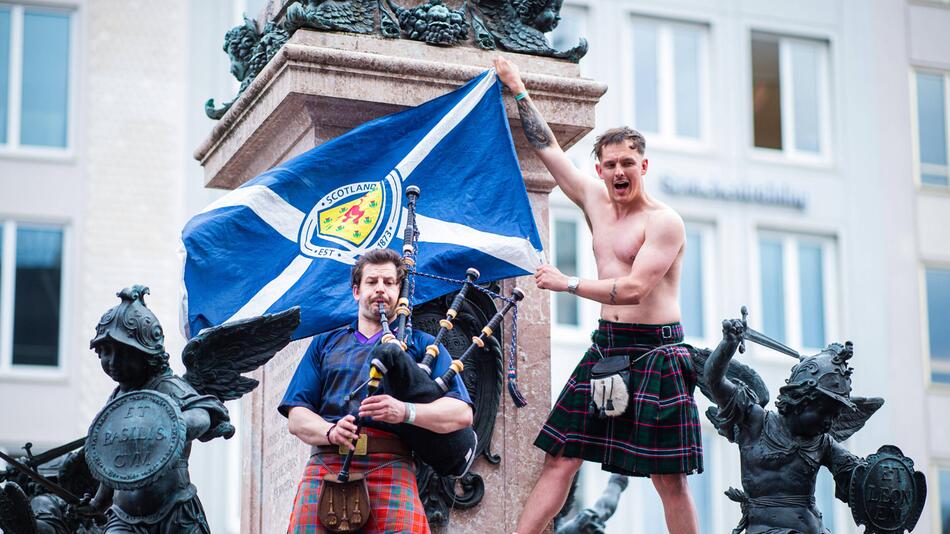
[279,247,474,533]
[493,57,704,534]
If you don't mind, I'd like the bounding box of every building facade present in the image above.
[547,0,950,532]
[2,0,949,532]
[0,0,266,531]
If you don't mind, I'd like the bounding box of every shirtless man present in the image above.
[493,57,703,534]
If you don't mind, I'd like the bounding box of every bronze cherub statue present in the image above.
[703,314,926,534]
[74,285,299,532]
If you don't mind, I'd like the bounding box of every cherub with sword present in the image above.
[701,308,925,534]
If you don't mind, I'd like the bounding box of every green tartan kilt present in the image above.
[534,321,703,477]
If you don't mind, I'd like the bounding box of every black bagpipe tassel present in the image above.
[507,373,527,408]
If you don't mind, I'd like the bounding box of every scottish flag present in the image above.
[181,70,544,339]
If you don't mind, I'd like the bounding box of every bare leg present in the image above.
[513,454,583,534]
[651,473,699,534]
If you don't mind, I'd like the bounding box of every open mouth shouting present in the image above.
[613,180,631,194]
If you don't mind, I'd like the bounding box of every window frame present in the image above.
[921,262,950,391]
[623,14,712,152]
[549,198,594,334]
[546,2,590,76]
[681,220,717,347]
[0,219,69,379]
[751,230,839,364]
[0,2,77,159]
[930,462,950,534]
[748,30,833,165]
[910,68,950,191]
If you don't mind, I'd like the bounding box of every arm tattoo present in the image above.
[609,279,618,305]
[517,98,555,150]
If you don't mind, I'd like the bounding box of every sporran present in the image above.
[588,342,687,418]
[318,473,371,533]
[589,354,631,418]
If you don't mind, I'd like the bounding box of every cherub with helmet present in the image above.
[78,285,298,533]
[702,317,925,534]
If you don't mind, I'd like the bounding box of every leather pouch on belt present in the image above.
[589,355,631,418]
[318,473,371,533]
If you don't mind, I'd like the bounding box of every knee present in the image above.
[542,454,582,479]
[651,474,689,497]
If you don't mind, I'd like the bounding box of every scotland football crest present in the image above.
[300,174,402,263]
[181,69,544,339]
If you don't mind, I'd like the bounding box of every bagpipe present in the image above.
[339,186,525,481]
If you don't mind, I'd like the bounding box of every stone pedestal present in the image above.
[195,31,605,533]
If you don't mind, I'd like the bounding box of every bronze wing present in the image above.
[829,396,884,443]
[690,346,770,408]
[182,307,301,402]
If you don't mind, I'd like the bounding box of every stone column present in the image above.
[194,30,605,533]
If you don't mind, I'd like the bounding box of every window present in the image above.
[552,217,580,327]
[0,4,72,151]
[681,223,714,340]
[751,32,830,159]
[913,71,950,187]
[0,221,65,371]
[757,233,836,351]
[629,17,709,144]
[547,4,587,55]
[925,267,950,385]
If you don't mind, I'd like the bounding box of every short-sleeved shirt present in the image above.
[278,320,472,423]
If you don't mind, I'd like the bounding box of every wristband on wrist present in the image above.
[404,402,416,425]
[514,91,528,101]
[567,276,580,295]
[325,423,337,443]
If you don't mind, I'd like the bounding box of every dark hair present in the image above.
[351,248,407,289]
[145,350,170,374]
[592,127,647,161]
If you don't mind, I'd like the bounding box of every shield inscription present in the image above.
[848,445,926,534]
[85,390,187,490]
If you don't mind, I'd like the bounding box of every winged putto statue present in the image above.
[469,0,588,62]
[699,312,926,534]
[71,285,300,532]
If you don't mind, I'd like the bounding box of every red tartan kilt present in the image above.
[287,429,430,533]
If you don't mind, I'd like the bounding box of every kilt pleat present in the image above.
[287,430,430,533]
[534,320,703,477]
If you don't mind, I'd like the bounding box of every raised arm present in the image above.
[704,319,745,407]
[492,56,599,208]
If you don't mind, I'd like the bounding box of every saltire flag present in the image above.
[180,69,544,339]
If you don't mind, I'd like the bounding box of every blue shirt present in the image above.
[278,320,473,423]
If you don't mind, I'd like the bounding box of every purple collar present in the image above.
[354,329,383,345]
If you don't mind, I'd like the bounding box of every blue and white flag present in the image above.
[181,70,544,339]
